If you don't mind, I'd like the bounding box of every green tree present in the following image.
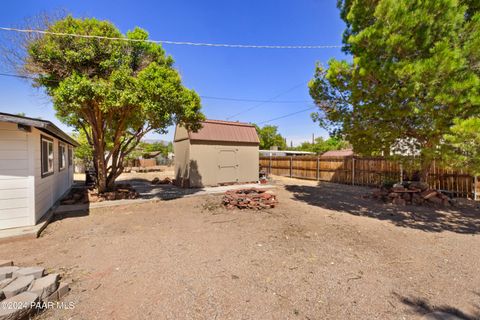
[293,137,350,154]
[72,130,94,167]
[309,0,480,180]
[18,16,204,192]
[254,124,287,150]
[443,117,480,176]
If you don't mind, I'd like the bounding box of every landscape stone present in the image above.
[28,274,59,300]
[2,275,35,299]
[0,291,39,320]
[57,282,69,299]
[13,267,45,279]
[0,267,19,280]
[0,261,13,268]
[0,278,16,290]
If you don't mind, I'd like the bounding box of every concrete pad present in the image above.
[421,312,464,320]
[0,291,39,320]
[13,267,45,279]
[0,267,19,280]
[28,274,59,300]
[2,275,35,299]
[0,261,12,267]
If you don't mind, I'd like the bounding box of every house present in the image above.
[174,119,260,187]
[0,112,78,230]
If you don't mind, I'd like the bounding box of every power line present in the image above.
[225,82,307,120]
[0,27,342,50]
[200,96,310,103]
[257,106,317,125]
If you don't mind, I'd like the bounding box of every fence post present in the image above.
[316,156,320,181]
[290,156,293,178]
[351,157,355,186]
[269,155,272,174]
[475,176,478,201]
[400,164,403,183]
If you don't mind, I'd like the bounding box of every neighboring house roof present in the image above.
[0,112,79,147]
[179,119,260,144]
[320,149,354,157]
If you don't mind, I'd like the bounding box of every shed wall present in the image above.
[188,142,259,187]
[174,139,190,187]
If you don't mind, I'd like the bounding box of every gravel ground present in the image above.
[1,175,479,319]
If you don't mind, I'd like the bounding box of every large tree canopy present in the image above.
[309,0,480,178]
[21,16,204,192]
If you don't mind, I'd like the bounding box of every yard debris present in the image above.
[371,182,452,206]
[60,184,138,205]
[151,177,174,185]
[222,188,278,210]
[0,261,70,320]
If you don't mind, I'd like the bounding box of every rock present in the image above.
[0,267,19,280]
[0,261,13,268]
[0,278,16,290]
[28,274,59,300]
[13,267,45,279]
[421,311,464,320]
[392,198,406,206]
[409,181,429,191]
[421,190,438,199]
[151,177,160,184]
[2,275,35,299]
[393,183,403,188]
[388,192,399,198]
[392,187,406,192]
[0,292,39,320]
[56,282,69,299]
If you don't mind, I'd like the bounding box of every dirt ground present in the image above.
[1,175,479,319]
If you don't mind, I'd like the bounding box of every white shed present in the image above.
[0,112,78,230]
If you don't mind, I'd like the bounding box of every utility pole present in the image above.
[312,133,315,144]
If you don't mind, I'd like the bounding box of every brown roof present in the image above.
[320,149,354,157]
[188,119,260,144]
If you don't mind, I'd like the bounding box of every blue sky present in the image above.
[0,0,348,145]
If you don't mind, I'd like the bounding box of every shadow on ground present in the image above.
[120,178,203,200]
[285,183,480,234]
[394,293,480,320]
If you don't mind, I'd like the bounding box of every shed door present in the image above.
[217,149,238,184]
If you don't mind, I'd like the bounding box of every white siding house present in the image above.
[0,112,78,230]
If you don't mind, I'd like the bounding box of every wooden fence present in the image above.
[259,156,479,199]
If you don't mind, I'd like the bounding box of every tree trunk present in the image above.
[419,155,432,183]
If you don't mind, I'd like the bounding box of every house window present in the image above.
[59,143,66,171]
[41,136,54,177]
[68,147,73,167]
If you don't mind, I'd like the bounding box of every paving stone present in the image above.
[2,275,35,299]
[0,278,16,291]
[13,267,45,279]
[0,267,19,281]
[421,312,464,320]
[28,274,59,300]
[56,282,69,299]
[0,261,13,268]
[0,291,38,320]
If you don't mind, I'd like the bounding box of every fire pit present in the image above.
[222,188,278,210]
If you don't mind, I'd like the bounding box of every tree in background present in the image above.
[13,16,204,192]
[293,137,350,154]
[254,124,287,150]
[72,130,94,167]
[443,117,480,176]
[309,0,480,180]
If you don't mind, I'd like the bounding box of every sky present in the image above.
[0,0,349,145]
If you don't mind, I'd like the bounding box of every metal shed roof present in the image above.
[320,149,354,157]
[186,119,260,144]
[0,112,79,147]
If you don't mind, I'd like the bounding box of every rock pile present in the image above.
[223,188,278,210]
[61,184,138,204]
[151,177,174,185]
[0,260,69,320]
[372,182,452,206]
